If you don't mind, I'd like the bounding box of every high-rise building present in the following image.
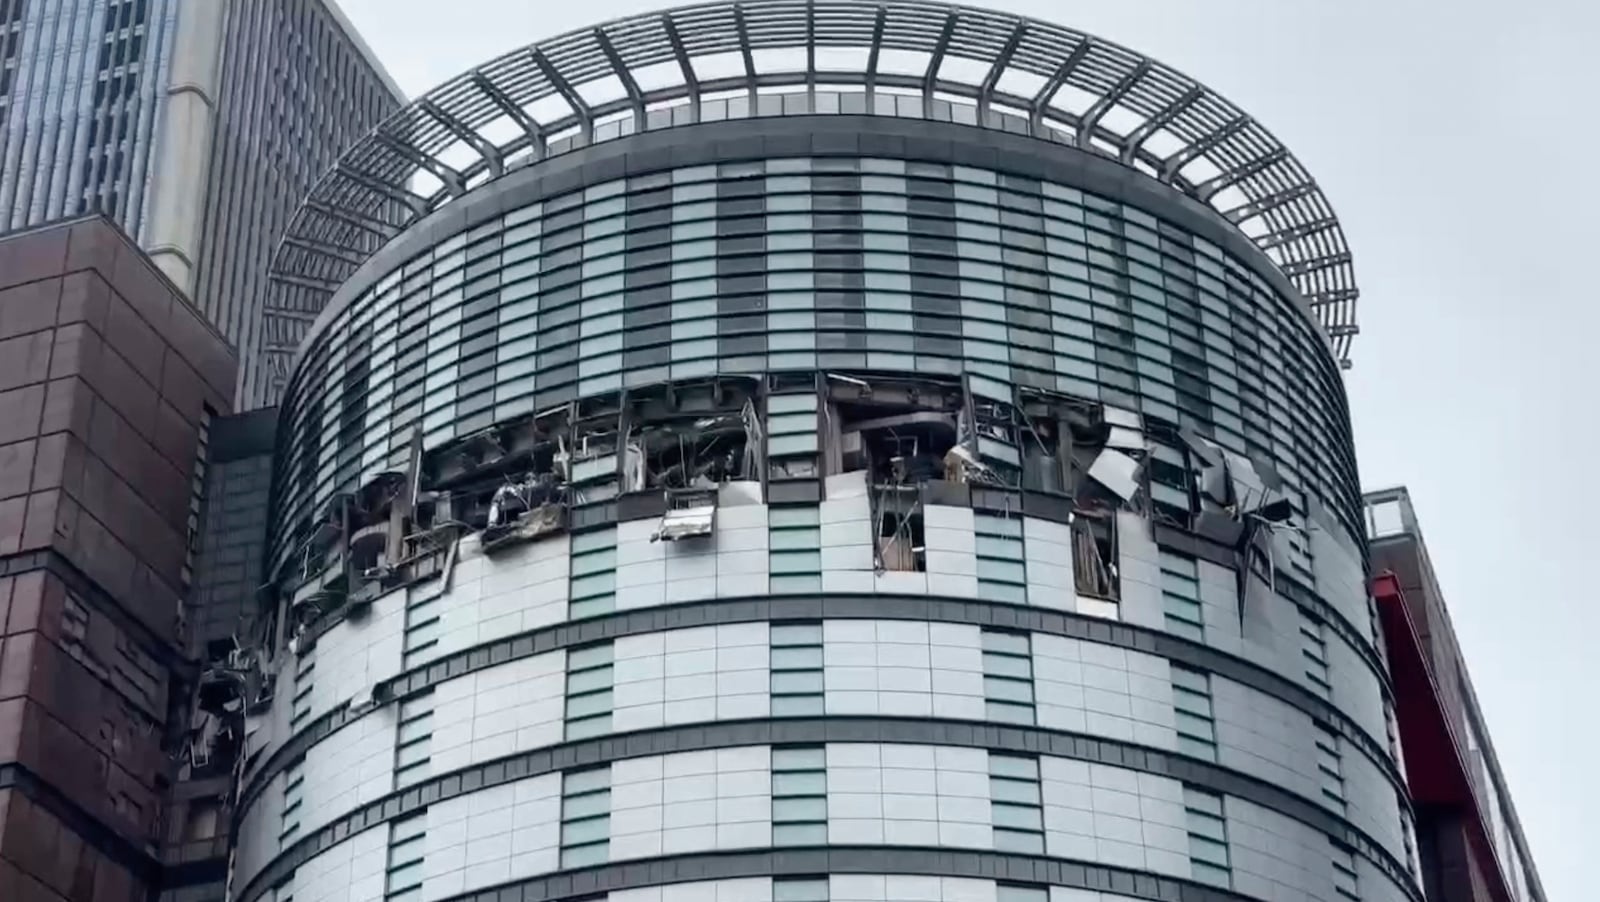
[0,215,235,902]
[1366,488,1545,902]
[222,5,1431,902]
[0,0,404,408]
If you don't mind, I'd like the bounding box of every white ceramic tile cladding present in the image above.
[419,773,562,902]
[432,532,571,661]
[429,649,566,773]
[825,743,993,848]
[612,623,771,730]
[823,621,986,719]
[608,746,773,859]
[1031,633,1178,749]
[295,590,405,725]
[1040,757,1191,878]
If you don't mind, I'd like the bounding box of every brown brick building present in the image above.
[0,217,234,902]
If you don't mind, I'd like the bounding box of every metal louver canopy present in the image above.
[272,0,1360,364]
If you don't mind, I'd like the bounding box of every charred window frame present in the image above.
[1173,424,1299,611]
[416,407,572,552]
[620,377,764,542]
[619,376,762,495]
[1015,388,1156,608]
[821,373,965,573]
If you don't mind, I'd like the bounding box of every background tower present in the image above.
[0,0,404,407]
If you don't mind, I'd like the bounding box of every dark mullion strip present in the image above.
[716,167,768,360]
[443,846,1255,902]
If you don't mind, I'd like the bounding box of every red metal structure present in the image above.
[1374,570,1511,902]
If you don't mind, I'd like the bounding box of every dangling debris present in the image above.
[1194,509,1246,547]
[1102,406,1145,452]
[1071,513,1118,601]
[1247,451,1285,493]
[876,509,921,572]
[1087,448,1143,502]
[652,487,718,542]
[1101,405,1143,430]
[944,445,1004,486]
[481,470,567,553]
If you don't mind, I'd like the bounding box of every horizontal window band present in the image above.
[234,716,1416,902]
[243,594,1405,825]
[296,494,1383,694]
[433,846,1268,902]
[277,354,1359,590]
[295,496,1391,705]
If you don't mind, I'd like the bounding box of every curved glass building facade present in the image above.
[235,5,1417,902]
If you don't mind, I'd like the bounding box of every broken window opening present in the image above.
[559,395,625,503]
[875,500,926,573]
[284,509,341,588]
[1019,412,1067,494]
[1071,513,1119,601]
[1176,426,1295,554]
[622,379,762,543]
[823,374,966,573]
[622,378,761,494]
[825,373,964,485]
[769,457,819,480]
[280,482,393,629]
[482,471,568,552]
[416,412,571,552]
[1144,426,1196,529]
[1170,425,1306,626]
[1080,405,1147,512]
[963,392,1026,488]
[1017,388,1130,502]
[344,471,407,579]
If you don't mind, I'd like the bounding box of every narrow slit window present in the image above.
[990,754,1044,853]
[982,629,1035,724]
[771,622,825,716]
[565,642,614,739]
[771,746,828,845]
[1171,664,1216,761]
[559,766,611,868]
[1184,785,1231,888]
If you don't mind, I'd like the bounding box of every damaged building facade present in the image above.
[227,4,1425,902]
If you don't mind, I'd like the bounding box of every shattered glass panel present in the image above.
[1088,448,1142,501]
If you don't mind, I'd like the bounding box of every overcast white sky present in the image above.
[338,2,1597,897]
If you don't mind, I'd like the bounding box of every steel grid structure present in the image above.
[270,0,1360,362]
